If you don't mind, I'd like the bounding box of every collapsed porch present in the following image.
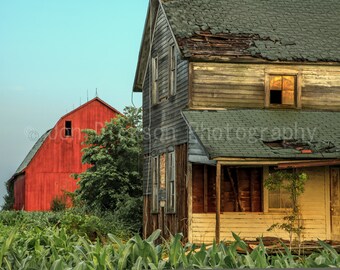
[188,162,336,244]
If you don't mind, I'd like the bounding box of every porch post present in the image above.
[216,162,221,243]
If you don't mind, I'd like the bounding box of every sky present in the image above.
[0,0,148,206]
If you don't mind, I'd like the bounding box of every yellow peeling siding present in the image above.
[191,167,329,244]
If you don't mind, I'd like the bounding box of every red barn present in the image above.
[10,97,121,211]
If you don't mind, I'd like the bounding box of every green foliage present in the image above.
[73,106,143,230]
[265,170,308,247]
[2,179,14,210]
[0,221,339,269]
[51,195,68,212]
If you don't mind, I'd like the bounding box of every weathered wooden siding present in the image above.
[142,7,189,195]
[13,174,25,210]
[143,145,188,240]
[190,166,329,243]
[24,100,118,211]
[190,62,340,110]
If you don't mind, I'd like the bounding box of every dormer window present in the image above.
[265,73,301,108]
[65,121,72,137]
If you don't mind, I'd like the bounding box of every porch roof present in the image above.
[182,109,340,160]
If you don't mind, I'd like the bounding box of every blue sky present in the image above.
[0,0,148,205]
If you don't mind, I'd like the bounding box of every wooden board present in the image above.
[190,62,340,111]
[331,168,340,240]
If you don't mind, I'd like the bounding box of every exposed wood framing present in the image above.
[278,160,340,169]
[227,168,243,212]
[215,162,221,243]
[203,165,208,213]
[187,162,193,243]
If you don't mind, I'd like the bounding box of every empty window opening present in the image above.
[65,121,72,137]
[269,75,296,106]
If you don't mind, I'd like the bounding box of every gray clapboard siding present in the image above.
[188,130,216,165]
[142,8,189,194]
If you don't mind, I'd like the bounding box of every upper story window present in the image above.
[151,56,159,105]
[270,75,296,105]
[265,73,301,108]
[169,44,177,96]
[65,121,72,137]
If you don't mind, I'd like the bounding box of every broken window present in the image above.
[269,75,296,106]
[65,121,72,137]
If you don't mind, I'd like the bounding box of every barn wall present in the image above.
[142,7,189,195]
[190,62,340,110]
[24,100,118,211]
[191,166,329,243]
[13,174,25,210]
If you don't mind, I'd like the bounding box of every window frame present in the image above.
[168,44,177,96]
[166,151,176,213]
[151,156,159,213]
[267,183,293,212]
[151,56,159,105]
[265,71,302,109]
[65,120,72,137]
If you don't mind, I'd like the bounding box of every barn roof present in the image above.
[15,129,52,174]
[182,109,340,159]
[13,97,120,176]
[162,0,340,62]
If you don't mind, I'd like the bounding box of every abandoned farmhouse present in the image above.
[134,0,340,243]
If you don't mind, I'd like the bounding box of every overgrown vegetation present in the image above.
[0,217,339,269]
[2,179,14,210]
[265,170,308,248]
[73,106,143,231]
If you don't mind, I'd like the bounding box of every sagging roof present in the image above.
[182,109,340,159]
[162,0,340,62]
[15,129,52,174]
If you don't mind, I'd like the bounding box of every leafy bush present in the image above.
[50,195,67,212]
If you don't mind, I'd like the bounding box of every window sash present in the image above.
[151,156,159,212]
[269,75,296,106]
[268,186,292,210]
[166,151,176,213]
[169,45,176,96]
[151,56,159,105]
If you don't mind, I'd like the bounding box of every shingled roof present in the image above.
[182,110,340,159]
[15,129,52,174]
[162,0,340,62]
